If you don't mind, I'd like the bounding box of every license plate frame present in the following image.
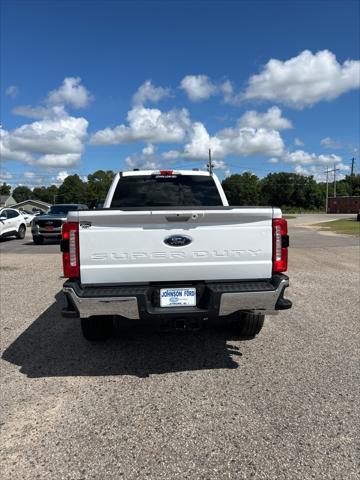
[160,287,196,307]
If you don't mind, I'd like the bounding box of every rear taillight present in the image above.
[61,222,79,279]
[272,218,289,273]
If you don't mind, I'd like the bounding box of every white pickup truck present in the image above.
[60,169,291,341]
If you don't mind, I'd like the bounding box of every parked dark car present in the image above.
[31,204,88,244]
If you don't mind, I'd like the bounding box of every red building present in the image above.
[328,196,360,213]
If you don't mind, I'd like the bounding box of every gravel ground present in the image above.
[0,224,359,480]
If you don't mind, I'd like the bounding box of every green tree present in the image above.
[12,185,33,202]
[222,172,261,205]
[0,183,11,195]
[32,185,59,204]
[261,173,296,208]
[57,174,87,204]
[86,170,115,207]
[335,179,351,197]
[346,174,360,196]
[260,172,324,210]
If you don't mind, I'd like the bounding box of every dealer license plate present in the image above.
[160,288,196,307]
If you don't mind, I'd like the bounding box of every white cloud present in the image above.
[294,165,322,178]
[1,128,34,162]
[180,75,217,101]
[180,75,234,103]
[211,159,227,170]
[283,149,343,167]
[133,80,171,105]
[1,114,88,168]
[23,171,36,180]
[183,122,285,160]
[243,50,360,108]
[13,78,92,118]
[162,150,181,160]
[10,171,52,187]
[220,80,234,103]
[2,78,92,169]
[268,157,279,164]
[12,105,52,119]
[125,152,159,170]
[8,116,88,155]
[5,85,18,99]
[294,163,350,181]
[91,106,191,145]
[294,137,304,146]
[47,77,93,108]
[57,170,70,182]
[37,154,82,167]
[142,144,155,155]
[0,170,13,182]
[238,106,292,130]
[320,137,342,149]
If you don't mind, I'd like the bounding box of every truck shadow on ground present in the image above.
[2,293,248,378]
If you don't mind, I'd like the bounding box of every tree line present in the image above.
[1,170,115,208]
[1,170,359,211]
[222,172,360,210]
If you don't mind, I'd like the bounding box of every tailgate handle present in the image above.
[165,214,192,222]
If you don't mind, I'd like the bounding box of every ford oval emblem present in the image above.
[164,235,192,247]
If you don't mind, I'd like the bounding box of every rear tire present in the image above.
[17,224,26,239]
[229,312,265,338]
[33,235,44,245]
[81,316,113,342]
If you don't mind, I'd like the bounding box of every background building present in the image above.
[328,196,360,213]
[11,199,51,214]
[0,195,16,208]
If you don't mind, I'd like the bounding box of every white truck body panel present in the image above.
[68,207,276,285]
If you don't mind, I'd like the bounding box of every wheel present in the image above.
[229,312,265,338]
[17,224,26,239]
[81,316,113,342]
[33,235,44,245]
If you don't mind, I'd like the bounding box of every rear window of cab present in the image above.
[110,174,223,207]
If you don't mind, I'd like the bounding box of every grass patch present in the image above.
[312,218,360,236]
[283,215,297,219]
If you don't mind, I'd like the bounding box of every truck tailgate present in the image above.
[69,208,274,284]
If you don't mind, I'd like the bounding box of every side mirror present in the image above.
[0,215,7,221]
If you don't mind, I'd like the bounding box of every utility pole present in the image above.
[350,157,355,176]
[207,148,213,175]
[324,165,340,212]
[325,168,329,213]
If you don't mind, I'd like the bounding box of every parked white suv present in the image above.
[19,209,36,226]
[0,208,27,240]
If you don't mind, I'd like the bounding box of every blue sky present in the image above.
[1,0,359,187]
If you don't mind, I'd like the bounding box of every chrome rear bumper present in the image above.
[63,287,139,319]
[62,275,291,320]
[219,277,289,315]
